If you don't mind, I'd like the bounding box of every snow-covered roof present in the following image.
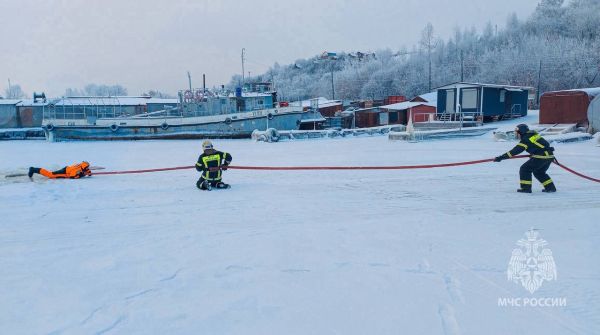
[294,97,342,108]
[381,101,435,111]
[53,96,177,106]
[0,99,22,105]
[435,82,534,91]
[17,99,51,107]
[547,87,600,97]
[379,92,437,111]
[414,92,437,104]
[146,98,179,104]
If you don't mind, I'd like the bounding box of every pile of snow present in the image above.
[390,126,497,141]
[252,125,406,142]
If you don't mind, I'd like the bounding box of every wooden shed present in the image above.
[355,108,384,128]
[380,92,437,125]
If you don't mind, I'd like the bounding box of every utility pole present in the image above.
[460,50,464,82]
[330,64,335,100]
[537,60,542,107]
[241,48,246,86]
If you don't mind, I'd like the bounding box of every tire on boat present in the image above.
[110,124,119,132]
[161,122,169,130]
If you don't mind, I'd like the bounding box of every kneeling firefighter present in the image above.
[195,140,232,190]
[28,161,92,179]
[494,124,557,193]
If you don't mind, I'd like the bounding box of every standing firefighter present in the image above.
[195,140,232,190]
[494,124,557,193]
[28,161,92,179]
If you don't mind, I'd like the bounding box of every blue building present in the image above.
[436,82,532,122]
[0,100,21,128]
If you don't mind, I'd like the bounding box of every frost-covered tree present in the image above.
[142,90,175,98]
[64,84,128,97]
[231,0,600,102]
[4,84,26,99]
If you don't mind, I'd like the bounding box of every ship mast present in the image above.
[241,48,246,86]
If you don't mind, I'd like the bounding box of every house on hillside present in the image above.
[436,82,531,122]
[540,87,600,126]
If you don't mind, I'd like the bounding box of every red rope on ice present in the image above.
[94,166,194,175]
[91,155,600,183]
[93,155,529,175]
[553,160,600,183]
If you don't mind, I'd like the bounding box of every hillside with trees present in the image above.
[235,0,600,103]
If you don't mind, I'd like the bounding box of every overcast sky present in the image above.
[0,0,539,97]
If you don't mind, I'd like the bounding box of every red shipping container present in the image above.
[385,95,407,104]
[540,89,599,125]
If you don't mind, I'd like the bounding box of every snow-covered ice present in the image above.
[1,117,599,334]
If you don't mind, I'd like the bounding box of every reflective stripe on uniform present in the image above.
[520,180,533,185]
[542,179,553,186]
[529,134,545,148]
[507,152,513,158]
[517,143,528,149]
[202,154,222,180]
[531,154,554,159]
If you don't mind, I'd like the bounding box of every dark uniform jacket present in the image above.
[195,150,232,181]
[498,131,555,161]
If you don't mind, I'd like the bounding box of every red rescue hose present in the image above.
[92,155,600,184]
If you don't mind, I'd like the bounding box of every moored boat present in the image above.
[42,86,321,141]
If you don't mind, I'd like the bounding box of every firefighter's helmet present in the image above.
[515,124,529,135]
[202,140,213,150]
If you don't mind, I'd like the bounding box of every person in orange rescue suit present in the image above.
[494,124,557,193]
[28,161,92,179]
[195,140,232,190]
